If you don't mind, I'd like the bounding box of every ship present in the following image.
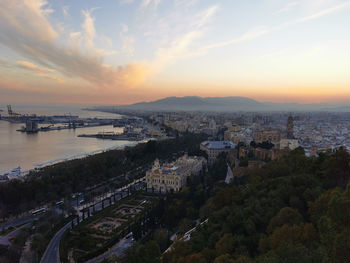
[1,167,22,180]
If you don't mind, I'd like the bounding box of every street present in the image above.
[0,223,30,246]
[86,235,134,263]
[40,179,144,263]
[39,222,71,263]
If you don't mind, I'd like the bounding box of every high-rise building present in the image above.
[26,120,38,133]
[286,116,294,139]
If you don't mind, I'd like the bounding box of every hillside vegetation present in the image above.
[127,148,350,263]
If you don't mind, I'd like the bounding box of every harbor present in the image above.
[78,120,169,142]
[0,105,119,133]
[78,126,146,141]
[0,104,137,179]
[0,104,167,182]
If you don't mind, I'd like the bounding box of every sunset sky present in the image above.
[0,0,350,105]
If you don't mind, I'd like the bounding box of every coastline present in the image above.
[0,107,130,175]
[33,139,146,169]
[1,138,149,179]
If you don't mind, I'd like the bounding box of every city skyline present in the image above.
[1,0,350,105]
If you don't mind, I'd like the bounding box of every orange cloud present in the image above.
[0,0,148,91]
[16,60,55,74]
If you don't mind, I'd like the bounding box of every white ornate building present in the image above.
[146,155,206,193]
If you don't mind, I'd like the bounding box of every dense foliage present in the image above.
[127,147,350,263]
[0,133,207,217]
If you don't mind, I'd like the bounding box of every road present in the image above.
[39,191,127,263]
[86,235,134,263]
[0,214,39,231]
[0,223,30,246]
[40,180,144,263]
[40,222,71,263]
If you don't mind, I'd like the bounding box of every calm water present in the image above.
[0,105,136,173]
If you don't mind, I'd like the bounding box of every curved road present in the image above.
[86,235,134,263]
[40,222,71,263]
[40,184,142,263]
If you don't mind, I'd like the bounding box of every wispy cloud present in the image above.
[120,23,135,56]
[137,1,219,73]
[38,73,64,83]
[0,58,12,68]
[62,5,69,18]
[141,0,162,9]
[82,9,97,48]
[276,1,299,13]
[16,60,64,83]
[199,1,350,53]
[280,1,350,26]
[120,0,134,4]
[201,26,270,51]
[0,0,218,90]
[16,60,55,74]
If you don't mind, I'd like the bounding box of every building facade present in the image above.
[280,138,299,150]
[146,155,206,193]
[253,130,281,144]
[200,141,236,165]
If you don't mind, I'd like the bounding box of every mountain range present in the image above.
[92,96,350,112]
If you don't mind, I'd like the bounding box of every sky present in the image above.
[0,0,350,105]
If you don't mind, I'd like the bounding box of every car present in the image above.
[126,232,133,239]
[56,200,64,207]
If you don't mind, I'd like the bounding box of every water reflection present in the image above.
[0,110,135,173]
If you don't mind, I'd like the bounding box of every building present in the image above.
[146,155,206,193]
[286,116,294,139]
[239,146,285,161]
[280,138,299,150]
[200,141,236,165]
[253,130,281,144]
[25,120,38,133]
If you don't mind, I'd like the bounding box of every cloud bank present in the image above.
[0,0,147,89]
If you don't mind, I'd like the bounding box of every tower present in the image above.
[286,116,294,139]
[153,159,160,170]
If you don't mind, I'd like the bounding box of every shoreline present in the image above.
[1,139,148,179]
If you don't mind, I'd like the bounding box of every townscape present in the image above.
[1,0,350,262]
[1,107,350,263]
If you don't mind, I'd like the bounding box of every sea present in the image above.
[0,104,138,174]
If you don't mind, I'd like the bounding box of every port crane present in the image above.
[7,105,21,118]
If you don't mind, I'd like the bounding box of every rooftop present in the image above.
[201,141,236,150]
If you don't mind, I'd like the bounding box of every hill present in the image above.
[125,148,350,263]
[92,96,350,112]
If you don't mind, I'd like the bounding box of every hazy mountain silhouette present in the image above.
[93,96,350,112]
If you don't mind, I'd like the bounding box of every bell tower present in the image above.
[286,116,294,139]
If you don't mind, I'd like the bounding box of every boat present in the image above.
[1,167,22,180]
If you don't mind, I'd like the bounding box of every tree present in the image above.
[216,234,234,256]
[126,241,161,263]
[214,254,235,263]
[179,253,207,263]
[267,207,304,233]
[153,229,169,252]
